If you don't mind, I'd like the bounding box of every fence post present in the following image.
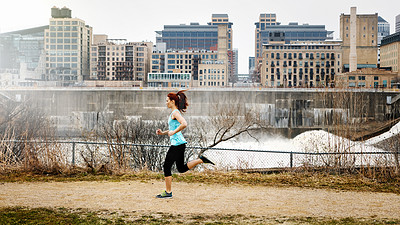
[72,142,76,166]
[290,152,293,168]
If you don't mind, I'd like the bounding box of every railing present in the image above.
[3,140,398,171]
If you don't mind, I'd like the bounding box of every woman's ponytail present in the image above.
[167,89,189,113]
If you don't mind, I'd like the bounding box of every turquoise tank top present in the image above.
[168,109,187,146]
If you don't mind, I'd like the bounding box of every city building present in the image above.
[377,16,390,66]
[255,13,279,59]
[150,24,229,87]
[156,23,219,51]
[156,15,234,83]
[339,8,378,72]
[336,68,399,88]
[254,13,333,59]
[151,50,217,74]
[228,48,238,83]
[248,56,256,78]
[0,26,47,86]
[90,34,152,87]
[378,16,390,46]
[261,41,343,88]
[44,6,92,86]
[147,73,191,88]
[396,14,400,33]
[380,32,400,75]
[208,14,233,50]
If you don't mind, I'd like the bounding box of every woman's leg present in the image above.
[163,146,176,193]
[165,176,172,193]
[175,144,192,173]
[187,159,203,169]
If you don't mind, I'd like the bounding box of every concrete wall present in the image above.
[1,88,396,137]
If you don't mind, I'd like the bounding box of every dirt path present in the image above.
[1,180,400,219]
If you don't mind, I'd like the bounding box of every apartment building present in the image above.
[261,41,342,88]
[90,34,152,85]
[380,32,400,74]
[340,9,378,71]
[44,7,92,85]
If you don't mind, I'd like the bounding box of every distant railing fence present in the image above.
[2,140,399,171]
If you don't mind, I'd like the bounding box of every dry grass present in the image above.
[1,206,400,225]
[1,169,399,194]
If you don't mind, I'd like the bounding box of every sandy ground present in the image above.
[0,180,400,219]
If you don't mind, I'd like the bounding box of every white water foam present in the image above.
[204,124,399,169]
[365,121,400,145]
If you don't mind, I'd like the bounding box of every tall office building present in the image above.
[151,24,229,87]
[378,16,390,45]
[340,8,378,72]
[0,26,47,86]
[155,16,232,86]
[396,14,400,33]
[254,13,333,59]
[44,6,92,85]
[156,14,233,51]
[156,23,218,51]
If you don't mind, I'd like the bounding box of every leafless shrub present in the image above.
[78,116,201,173]
[0,99,65,174]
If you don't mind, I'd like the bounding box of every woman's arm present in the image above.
[156,129,169,135]
[168,111,187,136]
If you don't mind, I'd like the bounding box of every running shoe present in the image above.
[200,155,215,165]
[156,190,172,199]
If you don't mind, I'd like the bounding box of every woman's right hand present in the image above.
[156,129,162,135]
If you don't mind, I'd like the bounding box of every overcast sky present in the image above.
[0,0,398,73]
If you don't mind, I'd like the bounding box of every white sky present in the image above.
[0,0,398,73]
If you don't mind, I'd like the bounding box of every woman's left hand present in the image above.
[167,130,175,136]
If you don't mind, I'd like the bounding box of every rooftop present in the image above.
[0,25,48,36]
[381,32,400,46]
[212,14,229,18]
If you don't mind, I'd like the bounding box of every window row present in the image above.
[148,73,191,81]
[266,52,338,59]
[199,75,225,80]
[47,32,79,37]
[47,45,79,50]
[266,60,338,67]
[162,31,218,38]
[50,21,80,26]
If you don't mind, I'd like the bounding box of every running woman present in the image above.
[155,90,214,199]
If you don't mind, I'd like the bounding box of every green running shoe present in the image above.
[200,155,215,165]
[156,190,172,199]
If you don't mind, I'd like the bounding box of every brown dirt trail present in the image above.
[0,181,399,219]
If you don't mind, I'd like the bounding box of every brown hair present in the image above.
[167,90,189,113]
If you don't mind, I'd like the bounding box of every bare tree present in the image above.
[191,104,264,155]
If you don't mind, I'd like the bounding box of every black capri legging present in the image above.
[163,143,189,177]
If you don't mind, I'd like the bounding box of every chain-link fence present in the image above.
[3,140,399,173]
